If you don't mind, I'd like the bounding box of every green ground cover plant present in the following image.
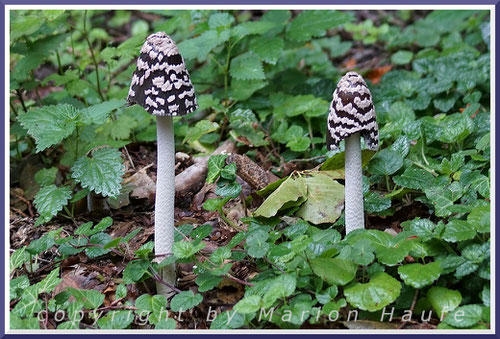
[9,9,490,330]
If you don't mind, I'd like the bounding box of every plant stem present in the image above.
[83,10,105,102]
[218,207,243,231]
[385,175,391,192]
[74,126,80,162]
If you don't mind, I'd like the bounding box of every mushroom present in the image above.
[127,32,198,296]
[326,71,378,234]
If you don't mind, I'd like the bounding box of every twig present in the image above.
[225,273,254,287]
[398,289,419,329]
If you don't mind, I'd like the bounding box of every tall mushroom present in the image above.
[326,72,378,234]
[127,32,198,296]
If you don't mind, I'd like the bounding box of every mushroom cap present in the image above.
[127,32,198,117]
[326,71,379,151]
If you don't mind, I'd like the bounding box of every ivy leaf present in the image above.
[36,268,62,294]
[286,10,353,42]
[170,291,203,312]
[71,147,125,197]
[344,272,401,312]
[66,288,105,309]
[18,104,79,153]
[206,154,228,183]
[397,262,441,288]
[33,185,72,226]
[12,285,42,317]
[10,246,30,273]
[98,310,134,329]
[230,52,266,80]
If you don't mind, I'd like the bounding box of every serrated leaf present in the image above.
[233,295,262,314]
[208,12,235,29]
[18,104,79,153]
[123,259,149,284]
[344,272,401,312]
[172,241,205,259]
[71,147,125,197]
[398,262,441,288]
[178,30,230,61]
[368,149,404,175]
[170,291,203,312]
[249,36,284,64]
[33,185,72,225]
[443,304,483,328]
[467,205,490,233]
[393,167,435,190]
[80,99,125,125]
[230,52,266,80]
[196,272,223,292]
[442,219,476,243]
[34,167,59,187]
[286,10,353,42]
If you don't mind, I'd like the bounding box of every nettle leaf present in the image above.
[254,176,307,218]
[34,167,58,187]
[427,286,462,317]
[178,29,230,61]
[232,20,277,38]
[208,12,235,29]
[443,304,483,328]
[274,94,328,118]
[170,291,203,312]
[296,172,344,225]
[344,272,401,312]
[286,10,353,42]
[230,52,266,80]
[71,147,125,197]
[393,167,436,190]
[367,149,404,175]
[33,185,72,226]
[310,257,357,286]
[80,99,125,125]
[250,36,284,64]
[398,262,441,288]
[18,104,79,153]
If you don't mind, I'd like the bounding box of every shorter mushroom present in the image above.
[127,32,198,296]
[326,71,379,234]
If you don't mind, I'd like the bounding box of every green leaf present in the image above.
[310,257,357,286]
[208,12,235,29]
[391,50,414,65]
[233,295,262,314]
[170,291,203,312]
[402,218,437,241]
[34,167,58,187]
[196,272,223,292]
[86,233,112,258]
[467,205,490,233]
[344,272,401,312]
[12,285,42,317]
[80,99,125,125]
[245,230,270,258]
[203,197,230,211]
[320,150,375,171]
[10,246,30,273]
[172,241,205,259]
[230,79,268,101]
[184,120,219,144]
[98,310,134,329]
[122,259,149,284]
[66,287,105,309]
[115,284,127,300]
[36,268,62,294]
[254,177,307,218]
[178,30,230,61]
[10,315,40,330]
[442,219,476,243]
[206,154,228,183]
[230,52,266,80]
[368,149,404,175]
[443,304,483,328]
[10,275,30,300]
[71,147,125,197]
[11,14,46,40]
[274,95,328,118]
[33,185,72,225]
[18,104,79,153]
[210,310,247,329]
[262,275,297,307]
[296,172,344,225]
[427,286,462,317]
[250,36,284,64]
[393,167,435,190]
[286,10,353,42]
[398,262,441,288]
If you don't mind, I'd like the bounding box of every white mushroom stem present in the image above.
[344,132,364,233]
[155,115,176,297]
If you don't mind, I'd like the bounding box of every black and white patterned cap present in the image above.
[326,71,378,151]
[127,32,198,117]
